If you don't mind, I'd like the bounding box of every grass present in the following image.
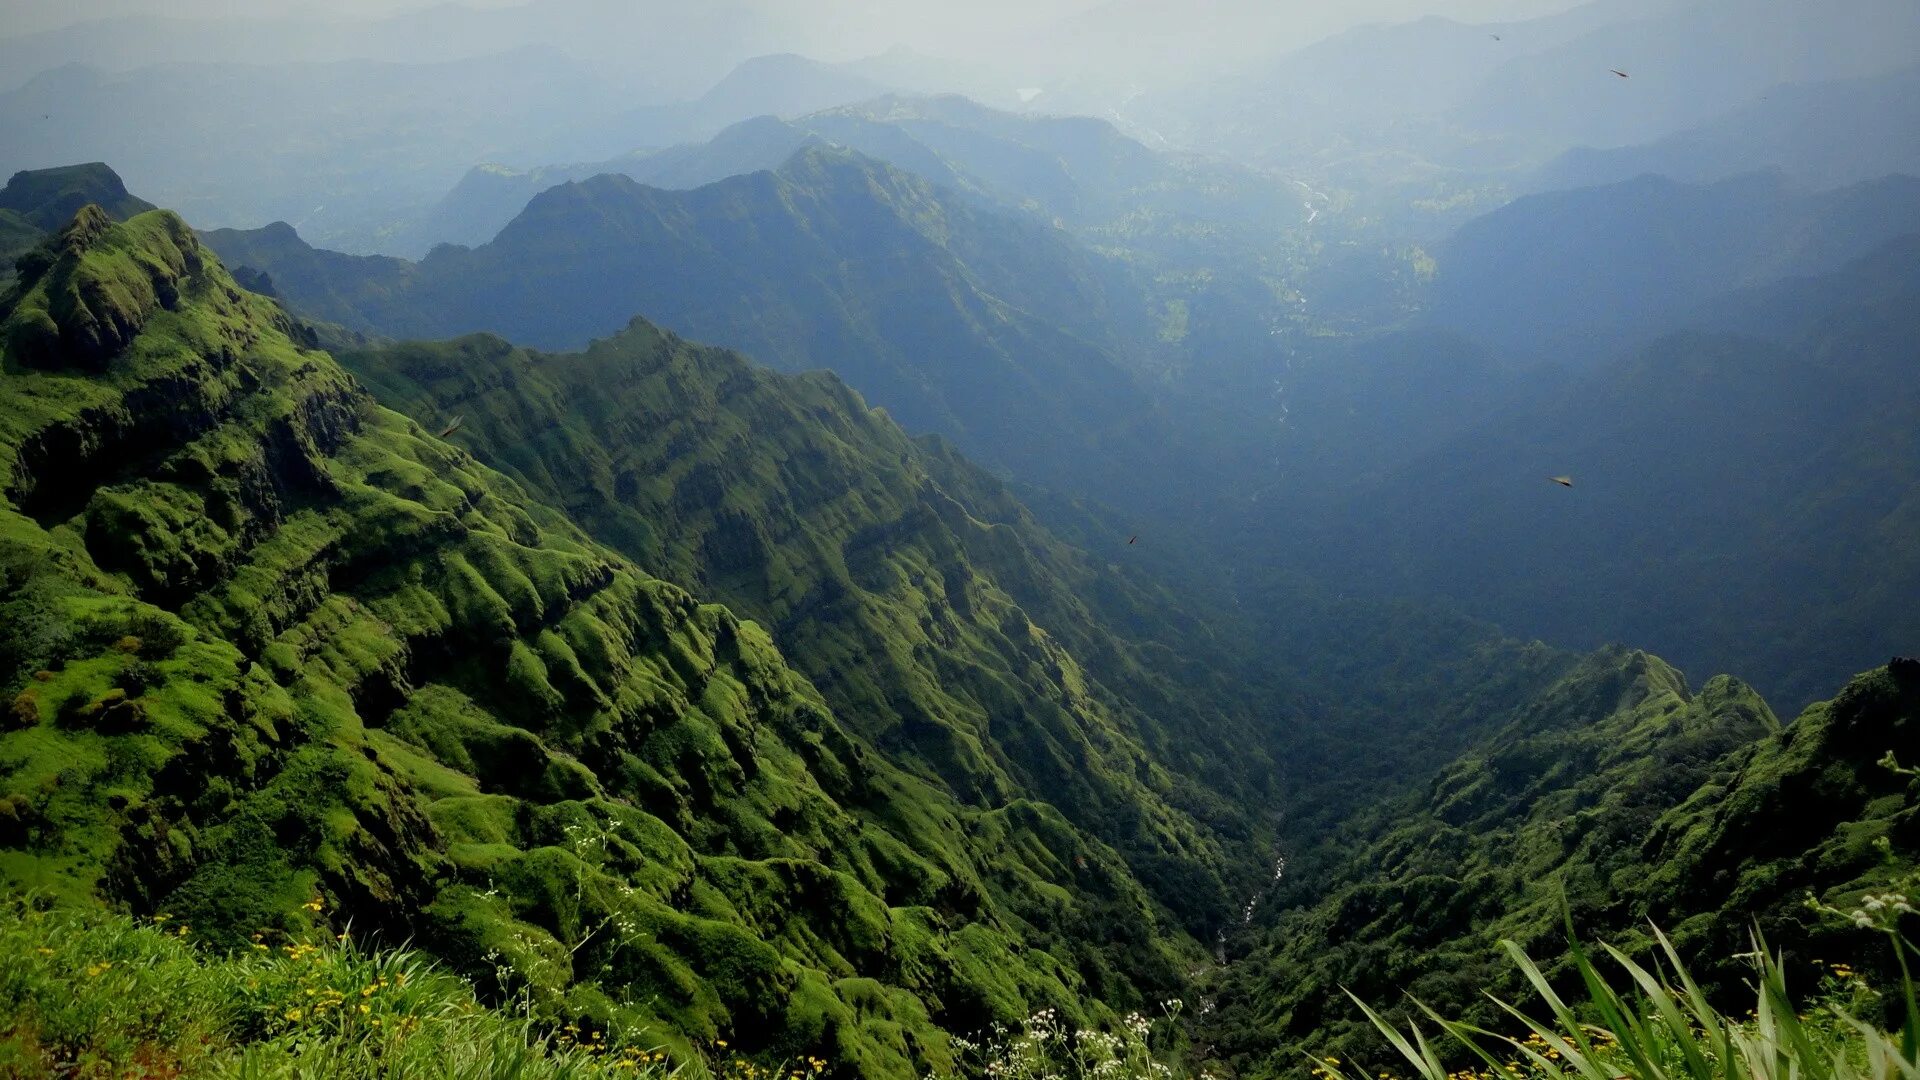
[1329,889,1920,1080]
[0,895,681,1078]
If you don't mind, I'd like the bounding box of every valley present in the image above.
[1,2,1917,1078]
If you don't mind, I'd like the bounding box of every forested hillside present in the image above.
[4,0,1919,1064]
[1203,651,1917,1076]
[0,208,1227,1076]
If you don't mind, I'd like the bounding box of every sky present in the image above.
[0,0,1590,50]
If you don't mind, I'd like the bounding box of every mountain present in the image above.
[379,115,835,255]
[1425,171,1920,366]
[663,54,895,137]
[1449,0,1920,151]
[0,161,158,288]
[332,325,1294,938]
[0,52,638,251]
[1298,237,1920,711]
[1203,651,1919,1073]
[0,207,1217,1075]
[381,93,1301,262]
[202,147,1203,507]
[0,161,155,230]
[194,220,416,326]
[1534,65,1920,193]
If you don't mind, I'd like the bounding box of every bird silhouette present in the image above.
[1611,69,1630,78]
[436,415,465,438]
[1127,535,1138,545]
[1549,475,1574,488]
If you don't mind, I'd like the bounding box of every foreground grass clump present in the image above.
[1335,898,1919,1080]
[0,899,679,1078]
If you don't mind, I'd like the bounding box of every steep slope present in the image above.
[1,162,159,289]
[1426,171,1920,366]
[195,220,416,327]
[0,208,1206,1076]
[1202,651,1918,1075]
[335,326,1288,937]
[203,147,1202,507]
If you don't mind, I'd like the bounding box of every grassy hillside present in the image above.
[336,326,1291,941]
[1,163,159,292]
[1203,651,1919,1075]
[0,207,1223,1076]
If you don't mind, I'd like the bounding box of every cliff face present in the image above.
[0,209,1194,1077]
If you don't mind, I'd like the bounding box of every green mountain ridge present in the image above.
[1205,648,1919,1075]
[0,207,1215,1077]
[332,325,1291,939]
[0,162,158,291]
[201,145,1210,509]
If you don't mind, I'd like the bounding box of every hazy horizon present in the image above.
[0,0,1594,66]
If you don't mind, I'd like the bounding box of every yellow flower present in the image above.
[285,1008,304,1022]
[717,1039,729,1048]
[84,961,113,977]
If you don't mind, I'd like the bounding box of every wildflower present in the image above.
[285,1008,304,1022]
[84,961,113,977]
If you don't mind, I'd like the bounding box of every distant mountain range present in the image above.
[1425,170,1920,365]
[1279,231,1920,710]
[1534,64,1920,193]
[0,49,924,253]
[200,146,1200,508]
[1145,0,1920,171]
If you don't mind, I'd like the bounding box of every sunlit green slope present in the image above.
[0,207,1210,1076]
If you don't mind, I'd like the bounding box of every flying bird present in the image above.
[436,415,465,438]
[1611,69,1630,78]
[1549,475,1574,488]
[1490,33,1502,40]
[1127,535,1138,545]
